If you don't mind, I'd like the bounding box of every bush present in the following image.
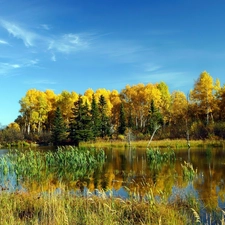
[117,134,125,141]
[214,122,225,139]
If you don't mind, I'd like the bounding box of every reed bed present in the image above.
[0,146,106,187]
[0,186,190,225]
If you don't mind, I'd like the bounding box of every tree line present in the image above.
[1,71,225,145]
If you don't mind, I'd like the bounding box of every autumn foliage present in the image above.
[3,71,225,144]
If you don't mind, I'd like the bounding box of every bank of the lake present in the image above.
[79,139,225,149]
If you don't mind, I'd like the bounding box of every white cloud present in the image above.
[48,33,89,54]
[0,39,9,45]
[0,62,21,76]
[0,20,37,47]
[51,53,56,62]
[0,58,40,76]
[27,59,39,66]
[11,64,20,68]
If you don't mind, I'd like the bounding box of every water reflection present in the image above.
[0,147,225,214]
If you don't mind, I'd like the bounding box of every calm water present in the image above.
[1,146,225,223]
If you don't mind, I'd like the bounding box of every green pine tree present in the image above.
[69,95,93,146]
[127,107,134,129]
[91,94,101,139]
[98,95,111,138]
[51,106,67,146]
[118,103,126,134]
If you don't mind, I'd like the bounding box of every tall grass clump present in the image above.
[146,148,176,164]
[0,146,106,187]
[181,161,197,182]
[0,185,190,225]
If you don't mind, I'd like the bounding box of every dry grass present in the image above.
[80,139,225,150]
[0,187,190,225]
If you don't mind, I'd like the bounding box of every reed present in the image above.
[181,161,197,182]
[146,148,176,173]
[0,146,106,187]
[0,186,190,225]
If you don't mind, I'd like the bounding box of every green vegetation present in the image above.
[69,95,94,146]
[0,146,105,185]
[181,161,197,182]
[146,148,176,165]
[98,94,111,138]
[51,106,67,146]
[118,103,126,135]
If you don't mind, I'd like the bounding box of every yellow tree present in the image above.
[212,78,221,121]
[190,71,216,125]
[7,122,20,131]
[19,89,49,134]
[45,90,57,131]
[120,84,143,129]
[35,91,50,133]
[143,83,162,132]
[145,83,162,109]
[109,90,121,130]
[121,83,163,131]
[84,88,94,106]
[94,88,113,117]
[57,91,79,126]
[170,91,188,138]
[157,81,171,123]
[120,84,135,128]
[218,84,225,120]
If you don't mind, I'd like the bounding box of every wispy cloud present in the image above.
[0,58,39,76]
[48,33,89,53]
[0,62,21,76]
[51,53,56,62]
[0,39,9,45]
[11,64,20,68]
[29,59,39,65]
[0,20,38,47]
[144,63,162,72]
[40,24,51,30]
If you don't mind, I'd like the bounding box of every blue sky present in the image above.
[0,0,225,126]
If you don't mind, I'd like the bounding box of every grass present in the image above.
[80,139,225,149]
[0,186,190,225]
[2,184,224,225]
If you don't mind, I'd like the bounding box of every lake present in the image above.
[0,146,225,224]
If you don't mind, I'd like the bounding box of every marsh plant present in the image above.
[181,161,197,182]
[146,148,176,171]
[0,146,106,187]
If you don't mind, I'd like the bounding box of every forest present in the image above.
[1,71,225,145]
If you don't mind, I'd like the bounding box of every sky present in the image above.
[0,0,225,126]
